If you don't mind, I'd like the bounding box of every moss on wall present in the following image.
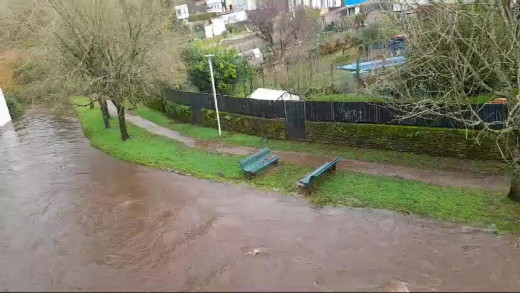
[165,100,192,123]
[160,101,501,160]
[146,97,165,113]
[202,109,287,140]
[306,121,501,160]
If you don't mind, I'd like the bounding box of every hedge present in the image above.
[162,101,501,160]
[165,100,192,123]
[202,109,287,140]
[188,12,218,23]
[306,121,501,160]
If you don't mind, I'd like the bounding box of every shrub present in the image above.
[182,40,252,95]
[4,92,24,119]
[165,101,192,123]
[188,12,218,23]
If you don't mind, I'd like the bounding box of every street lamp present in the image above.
[205,54,222,137]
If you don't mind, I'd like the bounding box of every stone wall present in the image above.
[306,121,501,160]
[163,100,501,160]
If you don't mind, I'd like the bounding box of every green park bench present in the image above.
[298,157,341,188]
[240,148,280,178]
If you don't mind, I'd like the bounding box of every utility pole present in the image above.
[205,55,222,137]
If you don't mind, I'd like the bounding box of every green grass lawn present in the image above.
[76,100,520,234]
[133,106,507,175]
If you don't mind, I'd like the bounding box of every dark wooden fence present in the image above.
[165,89,507,129]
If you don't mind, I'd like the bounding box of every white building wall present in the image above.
[219,10,248,24]
[175,4,190,20]
[0,88,12,127]
[207,0,225,12]
[290,0,342,11]
[232,0,257,12]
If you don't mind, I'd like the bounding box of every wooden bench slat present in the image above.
[240,148,280,177]
[298,157,341,187]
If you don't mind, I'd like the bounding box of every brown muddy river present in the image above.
[1,109,520,291]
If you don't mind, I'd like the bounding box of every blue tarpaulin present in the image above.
[345,0,367,6]
[337,56,407,72]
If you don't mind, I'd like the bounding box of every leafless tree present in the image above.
[247,7,278,57]
[248,6,320,79]
[2,0,176,141]
[373,1,520,200]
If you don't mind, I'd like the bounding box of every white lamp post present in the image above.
[205,54,222,137]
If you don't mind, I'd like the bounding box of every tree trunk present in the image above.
[98,97,111,129]
[508,165,520,202]
[113,101,130,141]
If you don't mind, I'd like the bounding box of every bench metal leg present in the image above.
[245,172,255,179]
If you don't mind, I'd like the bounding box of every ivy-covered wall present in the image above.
[163,100,501,160]
[165,100,192,123]
[306,121,501,160]
[202,109,287,140]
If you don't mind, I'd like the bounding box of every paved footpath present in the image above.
[108,102,510,193]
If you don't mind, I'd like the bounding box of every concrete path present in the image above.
[108,102,511,193]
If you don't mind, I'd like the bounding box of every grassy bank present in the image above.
[76,100,520,233]
[134,106,506,175]
[4,92,25,119]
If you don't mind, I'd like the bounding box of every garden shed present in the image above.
[249,88,301,101]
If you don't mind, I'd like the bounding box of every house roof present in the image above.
[249,88,300,101]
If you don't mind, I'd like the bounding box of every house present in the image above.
[232,0,258,12]
[257,0,289,13]
[225,0,233,10]
[175,4,190,20]
[207,0,226,12]
[185,0,210,15]
[344,0,367,15]
[289,0,343,12]
[249,88,301,101]
[218,10,249,24]
[205,18,227,38]
[238,48,264,66]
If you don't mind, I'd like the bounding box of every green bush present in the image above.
[306,121,501,160]
[165,101,192,123]
[202,109,287,140]
[182,40,253,95]
[159,100,500,160]
[188,12,218,23]
[145,97,165,112]
[4,92,24,119]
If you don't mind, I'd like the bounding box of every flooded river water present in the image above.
[1,109,520,291]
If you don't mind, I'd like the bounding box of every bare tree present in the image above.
[248,7,278,57]
[374,1,520,200]
[2,0,174,140]
[248,6,320,81]
[45,0,173,140]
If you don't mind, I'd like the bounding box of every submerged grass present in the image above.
[76,99,520,234]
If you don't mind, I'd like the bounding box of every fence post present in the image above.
[285,101,306,141]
